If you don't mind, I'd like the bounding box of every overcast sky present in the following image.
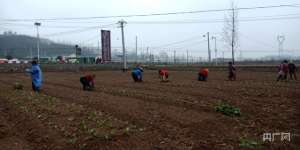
[1,0,300,59]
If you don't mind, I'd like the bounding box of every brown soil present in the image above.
[0,70,299,150]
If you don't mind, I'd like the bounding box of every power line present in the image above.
[0,47,74,49]
[0,22,116,29]
[1,15,299,30]
[236,49,299,53]
[1,3,299,22]
[43,27,98,37]
[128,16,300,24]
[3,12,300,24]
[0,23,101,29]
[153,35,209,48]
[170,40,208,50]
[79,34,100,45]
[239,33,276,49]
[1,13,300,28]
[239,12,300,19]
[42,23,115,37]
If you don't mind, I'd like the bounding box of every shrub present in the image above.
[239,138,262,149]
[215,102,241,117]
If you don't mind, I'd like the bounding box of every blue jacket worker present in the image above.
[131,66,143,82]
[26,60,42,92]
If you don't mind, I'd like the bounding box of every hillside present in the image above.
[0,33,81,58]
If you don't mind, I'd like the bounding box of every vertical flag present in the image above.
[101,30,111,62]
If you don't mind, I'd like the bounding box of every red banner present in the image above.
[101,30,111,62]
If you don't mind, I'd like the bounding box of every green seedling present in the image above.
[14,101,21,106]
[87,111,97,121]
[106,121,113,128]
[67,137,77,145]
[79,143,87,150]
[80,120,88,131]
[88,128,96,135]
[215,102,241,117]
[239,138,262,149]
[124,127,130,135]
[93,132,110,140]
[37,114,42,119]
[20,106,29,113]
[104,134,112,140]
[96,120,103,128]
[92,129,116,141]
[110,129,116,136]
[96,119,112,128]
[47,121,54,126]
[46,97,56,106]
[137,127,146,132]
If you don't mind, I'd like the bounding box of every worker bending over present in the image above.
[80,74,95,91]
[158,69,169,82]
[198,68,209,81]
[277,60,288,81]
[288,61,297,80]
[132,65,143,82]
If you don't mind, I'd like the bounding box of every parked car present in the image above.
[0,59,8,64]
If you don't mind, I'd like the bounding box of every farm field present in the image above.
[0,70,299,150]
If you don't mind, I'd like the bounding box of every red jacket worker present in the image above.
[80,74,95,91]
[198,68,209,81]
[158,69,169,82]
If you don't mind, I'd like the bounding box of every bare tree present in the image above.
[223,2,238,64]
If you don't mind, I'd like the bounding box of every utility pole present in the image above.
[142,49,145,62]
[146,47,149,64]
[30,48,32,59]
[222,51,225,64]
[97,40,100,58]
[203,32,211,63]
[212,36,217,65]
[135,36,138,63]
[149,49,152,64]
[98,29,101,59]
[173,50,176,64]
[34,22,41,61]
[277,35,285,60]
[186,50,189,65]
[118,20,127,71]
[231,7,235,64]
